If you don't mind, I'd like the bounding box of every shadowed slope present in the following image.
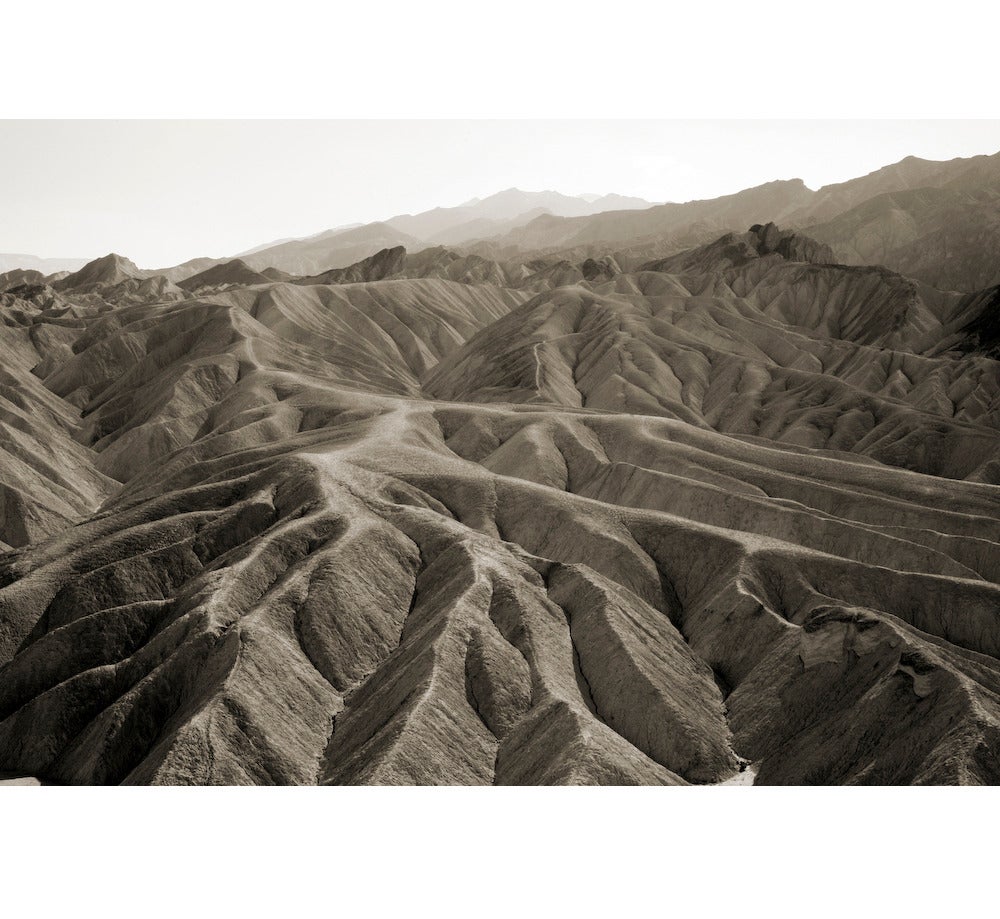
[0,288,116,546]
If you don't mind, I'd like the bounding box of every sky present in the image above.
[3,119,1000,268]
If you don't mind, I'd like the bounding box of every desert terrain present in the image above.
[1,158,999,785]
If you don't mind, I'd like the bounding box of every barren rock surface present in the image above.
[1,214,998,785]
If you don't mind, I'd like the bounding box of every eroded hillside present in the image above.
[1,224,998,785]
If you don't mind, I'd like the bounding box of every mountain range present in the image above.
[1,189,659,281]
[1,149,999,785]
[10,150,1000,292]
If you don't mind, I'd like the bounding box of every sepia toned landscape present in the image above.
[1,145,999,785]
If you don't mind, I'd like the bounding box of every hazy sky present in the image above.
[3,120,1000,268]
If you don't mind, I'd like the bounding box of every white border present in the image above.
[5,1,1000,118]
[1,787,993,916]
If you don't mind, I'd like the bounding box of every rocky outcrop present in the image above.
[641,223,835,273]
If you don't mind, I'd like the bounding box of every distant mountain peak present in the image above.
[55,252,141,291]
[94,252,137,270]
[179,258,272,292]
[0,253,88,275]
[299,245,408,285]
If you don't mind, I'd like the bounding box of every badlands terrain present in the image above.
[1,155,1000,785]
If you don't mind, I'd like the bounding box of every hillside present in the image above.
[0,202,998,785]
